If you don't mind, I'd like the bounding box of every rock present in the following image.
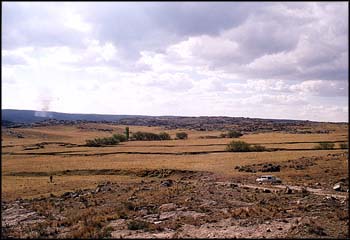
[333,183,344,192]
[266,228,271,232]
[263,188,271,193]
[159,203,177,212]
[161,179,173,187]
[108,219,127,230]
[284,186,293,194]
[199,200,217,208]
[300,187,309,195]
[159,211,177,220]
[159,211,206,221]
[95,187,101,193]
[61,192,72,198]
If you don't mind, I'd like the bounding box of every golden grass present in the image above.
[2,123,348,200]
[1,175,142,200]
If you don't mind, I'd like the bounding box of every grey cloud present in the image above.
[3,2,87,49]
[2,54,28,65]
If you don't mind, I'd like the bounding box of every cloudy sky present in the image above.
[2,2,348,122]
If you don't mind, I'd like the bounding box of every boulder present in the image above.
[284,186,293,194]
[159,203,177,212]
[161,179,173,187]
[333,182,344,192]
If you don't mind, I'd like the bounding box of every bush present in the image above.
[226,141,251,152]
[314,142,335,150]
[112,134,127,142]
[132,131,161,141]
[176,132,188,139]
[250,144,267,152]
[227,130,243,138]
[127,220,150,230]
[131,131,171,141]
[339,143,348,149]
[86,137,120,147]
[158,132,171,140]
[226,141,267,152]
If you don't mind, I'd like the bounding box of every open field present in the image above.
[2,123,349,238]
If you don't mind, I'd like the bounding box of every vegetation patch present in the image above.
[86,137,120,147]
[314,142,335,150]
[339,142,348,149]
[220,130,243,138]
[176,132,188,139]
[131,131,171,141]
[226,141,267,152]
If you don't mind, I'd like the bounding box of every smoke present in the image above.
[35,89,53,118]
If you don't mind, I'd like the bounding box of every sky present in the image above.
[2,2,349,122]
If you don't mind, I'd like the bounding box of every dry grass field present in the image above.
[2,123,349,238]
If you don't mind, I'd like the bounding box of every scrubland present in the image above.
[2,123,348,238]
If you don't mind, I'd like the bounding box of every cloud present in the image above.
[290,80,348,97]
[2,2,348,122]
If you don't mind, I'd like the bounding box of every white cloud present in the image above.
[2,2,348,122]
[290,80,348,97]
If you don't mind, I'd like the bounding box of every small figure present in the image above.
[49,175,53,183]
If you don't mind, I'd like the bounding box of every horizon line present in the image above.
[2,108,348,124]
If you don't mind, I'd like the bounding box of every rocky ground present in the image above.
[2,168,349,239]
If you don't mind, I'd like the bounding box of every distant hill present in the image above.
[2,109,346,133]
[1,109,141,124]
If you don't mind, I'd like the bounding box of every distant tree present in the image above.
[125,127,130,140]
[227,130,243,138]
[314,142,335,150]
[131,131,161,141]
[86,137,120,147]
[112,133,127,142]
[226,141,251,152]
[176,132,188,139]
[158,132,171,140]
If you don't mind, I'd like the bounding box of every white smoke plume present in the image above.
[35,89,53,118]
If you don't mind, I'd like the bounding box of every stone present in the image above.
[263,188,271,193]
[159,203,177,212]
[333,183,343,192]
[161,179,173,187]
[284,186,293,194]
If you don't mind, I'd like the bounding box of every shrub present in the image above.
[250,144,267,152]
[176,132,188,139]
[131,131,171,141]
[226,141,251,152]
[314,142,335,150]
[227,130,243,138]
[112,134,127,142]
[132,131,161,141]
[86,137,120,147]
[339,143,348,149]
[226,141,267,152]
[158,132,171,140]
[127,220,150,230]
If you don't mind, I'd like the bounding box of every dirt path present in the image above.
[215,182,348,199]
